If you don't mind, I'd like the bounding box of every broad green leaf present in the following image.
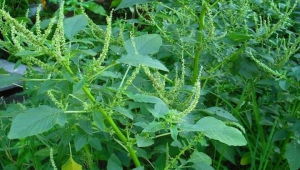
[73,78,86,94]
[132,167,145,170]
[272,129,288,142]
[147,107,165,118]
[83,2,106,16]
[228,32,252,42]
[142,121,163,132]
[64,15,88,40]
[114,106,133,120]
[285,142,300,170]
[74,134,88,151]
[116,0,154,10]
[179,117,247,146]
[136,135,154,147]
[62,156,82,170]
[79,119,93,135]
[279,80,290,91]
[93,111,105,131]
[37,80,57,95]
[89,137,102,151]
[154,103,169,115]
[192,162,214,170]
[35,147,57,157]
[188,151,212,165]
[128,93,165,104]
[0,74,22,88]
[124,34,162,55]
[117,54,169,72]
[8,105,66,139]
[107,154,122,170]
[204,107,238,122]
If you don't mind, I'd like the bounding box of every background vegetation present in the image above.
[0,0,300,170]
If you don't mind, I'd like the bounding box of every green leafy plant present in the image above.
[1,0,300,170]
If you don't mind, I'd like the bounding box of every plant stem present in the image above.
[192,2,206,85]
[250,80,266,148]
[64,64,141,167]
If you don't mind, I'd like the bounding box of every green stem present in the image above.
[250,80,266,148]
[64,64,141,167]
[192,2,206,85]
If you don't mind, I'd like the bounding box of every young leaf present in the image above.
[62,156,82,170]
[285,142,300,170]
[136,135,154,147]
[107,154,122,170]
[8,105,66,139]
[64,15,88,40]
[124,34,162,55]
[117,54,169,72]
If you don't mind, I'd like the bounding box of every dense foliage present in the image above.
[0,0,300,170]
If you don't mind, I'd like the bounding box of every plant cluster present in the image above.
[0,0,300,170]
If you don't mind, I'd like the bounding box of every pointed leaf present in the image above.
[8,105,66,139]
[136,135,154,147]
[37,80,57,95]
[73,78,86,93]
[89,137,102,151]
[107,154,122,170]
[114,106,133,120]
[74,134,88,151]
[62,156,82,170]
[79,119,93,135]
[117,54,168,71]
[64,15,88,40]
[205,107,238,122]
[93,111,105,131]
[124,34,162,55]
